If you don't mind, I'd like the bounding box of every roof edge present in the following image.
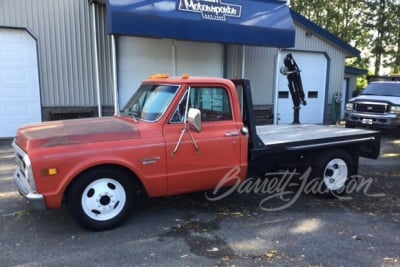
[345,66,368,75]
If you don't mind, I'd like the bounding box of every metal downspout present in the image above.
[241,45,246,78]
[111,34,119,115]
[274,48,282,125]
[172,40,177,76]
[90,2,102,117]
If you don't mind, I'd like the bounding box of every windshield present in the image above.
[121,84,180,122]
[361,82,400,97]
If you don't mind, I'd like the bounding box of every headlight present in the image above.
[390,105,400,114]
[345,103,354,111]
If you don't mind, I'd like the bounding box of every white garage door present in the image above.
[118,37,223,108]
[0,28,41,138]
[277,51,327,124]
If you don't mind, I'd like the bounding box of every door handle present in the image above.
[224,131,239,137]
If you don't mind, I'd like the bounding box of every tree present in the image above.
[363,0,393,75]
[290,0,400,75]
[290,0,364,43]
[382,1,400,74]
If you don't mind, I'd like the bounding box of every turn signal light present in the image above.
[41,167,59,176]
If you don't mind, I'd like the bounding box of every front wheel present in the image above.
[311,149,354,196]
[67,167,135,231]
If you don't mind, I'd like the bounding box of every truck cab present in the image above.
[120,75,249,195]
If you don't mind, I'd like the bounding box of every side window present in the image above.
[190,87,233,122]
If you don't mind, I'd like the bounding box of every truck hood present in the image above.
[350,95,400,105]
[15,117,140,152]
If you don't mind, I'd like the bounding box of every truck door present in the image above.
[163,85,245,194]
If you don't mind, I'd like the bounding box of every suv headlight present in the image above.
[345,102,354,111]
[390,105,400,114]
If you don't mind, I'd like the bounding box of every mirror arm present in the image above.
[172,127,186,157]
[187,128,200,154]
[171,125,200,157]
[171,87,200,156]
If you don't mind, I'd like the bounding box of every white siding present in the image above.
[243,46,276,105]
[226,45,277,105]
[226,45,244,79]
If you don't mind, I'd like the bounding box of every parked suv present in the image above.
[345,81,400,130]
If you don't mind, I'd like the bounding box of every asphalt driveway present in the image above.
[0,132,399,267]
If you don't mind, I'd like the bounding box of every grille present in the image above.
[354,102,388,114]
[15,152,26,171]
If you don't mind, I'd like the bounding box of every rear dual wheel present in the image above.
[67,167,136,231]
[311,149,354,195]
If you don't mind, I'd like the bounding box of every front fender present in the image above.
[31,141,167,208]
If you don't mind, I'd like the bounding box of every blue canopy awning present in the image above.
[106,0,295,47]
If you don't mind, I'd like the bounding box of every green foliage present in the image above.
[290,0,400,76]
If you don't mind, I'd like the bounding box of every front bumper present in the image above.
[14,168,46,210]
[345,112,400,129]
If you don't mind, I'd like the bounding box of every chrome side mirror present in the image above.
[188,108,202,132]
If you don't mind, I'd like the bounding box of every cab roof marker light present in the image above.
[181,74,190,79]
[149,73,170,79]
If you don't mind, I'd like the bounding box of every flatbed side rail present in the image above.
[285,137,374,151]
[287,136,380,159]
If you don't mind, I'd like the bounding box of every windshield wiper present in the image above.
[122,111,139,123]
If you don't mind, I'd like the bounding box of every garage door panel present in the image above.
[0,28,41,138]
[277,51,327,124]
[4,86,29,97]
[2,68,26,81]
[5,102,40,120]
[118,37,224,108]
[4,83,40,100]
[4,119,28,135]
[118,36,173,108]
[0,49,25,65]
[6,102,28,116]
[175,41,223,77]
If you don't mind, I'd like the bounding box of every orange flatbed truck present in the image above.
[12,76,380,231]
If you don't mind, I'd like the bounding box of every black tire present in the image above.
[311,149,354,196]
[67,167,136,231]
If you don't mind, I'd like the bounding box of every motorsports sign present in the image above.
[178,0,242,21]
